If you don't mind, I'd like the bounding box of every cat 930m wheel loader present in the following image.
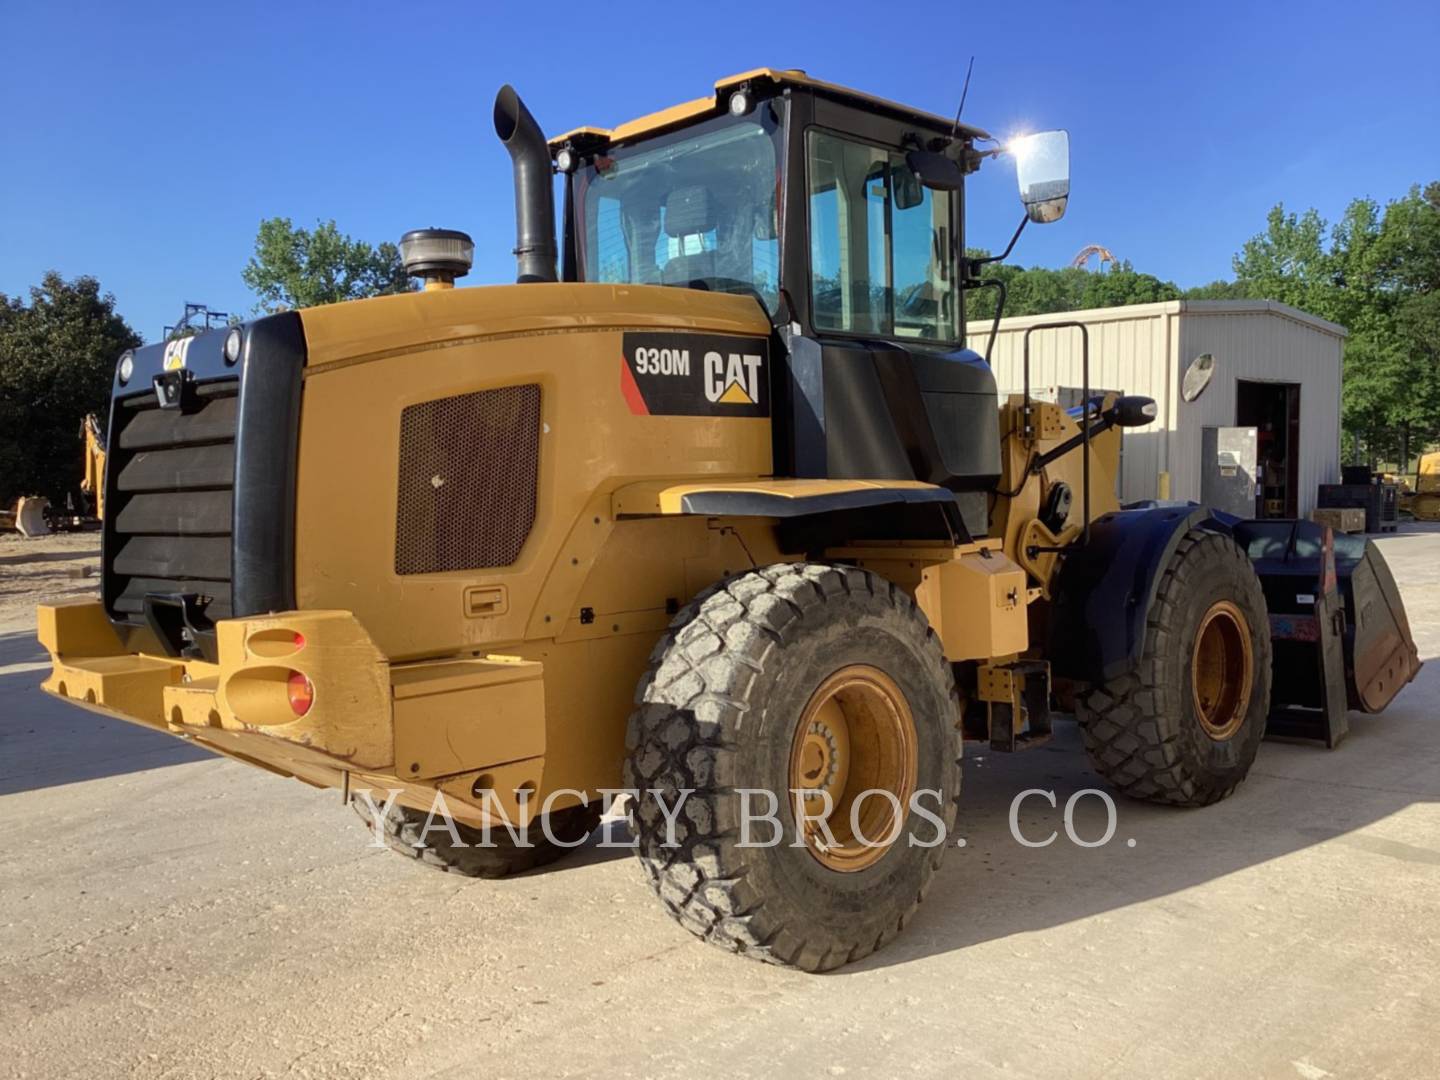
[39,69,1421,971]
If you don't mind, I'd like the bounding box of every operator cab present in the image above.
[543,69,1071,540]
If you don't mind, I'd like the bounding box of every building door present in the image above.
[1236,380,1301,518]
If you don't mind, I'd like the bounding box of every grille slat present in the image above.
[114,491,232,535]
[119,396,238,450]
[106,382,239,627]
[113,535,231,580]
[117,444,235,492]
[395,384,541,575]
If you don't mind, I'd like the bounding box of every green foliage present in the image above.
[0,272,142,505]
[241,218,413,313]
[1182,279,1255,301]
[1079,261,1182,309]
[965,182,1440,465]
[1232,185,1440,465]
[963,253,1179,321]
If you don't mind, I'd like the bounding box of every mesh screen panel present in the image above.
[395,384,541,575]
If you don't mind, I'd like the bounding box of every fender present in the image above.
[1047,504,1228,684]
[611,478,958,518]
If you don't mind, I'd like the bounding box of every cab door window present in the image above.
[807,130,956,340]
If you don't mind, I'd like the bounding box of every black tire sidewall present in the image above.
[1156,535,1271,788]
[727,588,957,941]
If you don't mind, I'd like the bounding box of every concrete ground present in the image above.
[1,528,1437,1080]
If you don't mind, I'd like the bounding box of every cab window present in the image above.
[807,129,956,340]
[576,110,782,312]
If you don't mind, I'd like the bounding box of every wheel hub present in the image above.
[1191,599,1254,741]
[789,665,917,873]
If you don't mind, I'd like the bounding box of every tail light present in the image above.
[287,671,314,716]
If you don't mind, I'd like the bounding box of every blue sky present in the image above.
[3,0,1437,342]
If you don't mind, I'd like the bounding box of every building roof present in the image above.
[548,68,991,152]
[965,299,1348,339]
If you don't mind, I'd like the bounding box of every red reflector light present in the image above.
[292,632,307,650]
[287,672,314,716]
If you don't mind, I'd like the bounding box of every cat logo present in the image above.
[621,331,769,418]
[704,351,763,406]
[162,337,193,372]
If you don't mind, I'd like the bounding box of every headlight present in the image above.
[118,351,134,385]
[555,147,576,173]
[224,328,243,365]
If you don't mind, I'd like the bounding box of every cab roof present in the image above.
[547,68,991,152]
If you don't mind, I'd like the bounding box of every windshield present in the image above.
[574,105,783,313]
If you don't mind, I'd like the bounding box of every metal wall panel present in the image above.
[1174,307,1343,517]
[968,301,1344,516]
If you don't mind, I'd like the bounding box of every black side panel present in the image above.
[776,334,1001,516]
[232,312,306,616]
[820,339,915,480]
[1048,505,1214,683]
[774,331,828,478]
[871,346,1001,489]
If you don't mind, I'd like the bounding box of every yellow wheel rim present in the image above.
[789,665,918,873]
[1191,600,1254,741]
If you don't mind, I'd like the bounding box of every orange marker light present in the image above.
[287,672,314,716]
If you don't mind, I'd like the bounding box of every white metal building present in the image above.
[969,300,1346,518]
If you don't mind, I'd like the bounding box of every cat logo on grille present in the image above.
[162,337,193,372]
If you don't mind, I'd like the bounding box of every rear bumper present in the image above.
[37,599,549,825]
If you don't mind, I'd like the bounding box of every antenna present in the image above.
[950,56,976,137]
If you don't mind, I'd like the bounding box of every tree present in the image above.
[1183,279,1254,301]
[241,218,413,313]
[963,253,1181,320]
[1230,187,1440,467]
[1078,261,1181,309]
[0,273,142,505]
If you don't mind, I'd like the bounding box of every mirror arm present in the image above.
[969,214,1029,269]
[960,276,1008,362]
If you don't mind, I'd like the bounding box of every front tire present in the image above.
[1075,528,1272,806]
[624,563,962,972]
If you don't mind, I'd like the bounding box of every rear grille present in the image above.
[395,384,542,575]
[105,381,238,622]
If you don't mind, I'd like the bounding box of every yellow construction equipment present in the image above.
[1405,451,1440,520]
[37,69,1421,971]
[80,414,106,522]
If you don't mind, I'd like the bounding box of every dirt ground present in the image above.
[1,527,1437,1079]
[0,531,101,626]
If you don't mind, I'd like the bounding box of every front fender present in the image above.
[1047,505,1225,684]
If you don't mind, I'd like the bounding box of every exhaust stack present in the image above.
[493,85,558,284]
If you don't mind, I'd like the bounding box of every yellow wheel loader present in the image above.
[38,70,1421,970]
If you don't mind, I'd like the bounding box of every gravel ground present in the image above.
[1,527,1437,1079]
[0,531,101,626]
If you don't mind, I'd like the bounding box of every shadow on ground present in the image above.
[0,630,210,796]
[847,652,1440,972]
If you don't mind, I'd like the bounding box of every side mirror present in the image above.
[893,164,925,210]
[905,149,964,193]
[1011,130,1069,224]
[1105,395,1158,428]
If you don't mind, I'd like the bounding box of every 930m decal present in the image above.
[620,332,770,418]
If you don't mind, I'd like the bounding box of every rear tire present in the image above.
[1075,529,1271,807]
[353,796,601,878]
[624,563,962,972]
